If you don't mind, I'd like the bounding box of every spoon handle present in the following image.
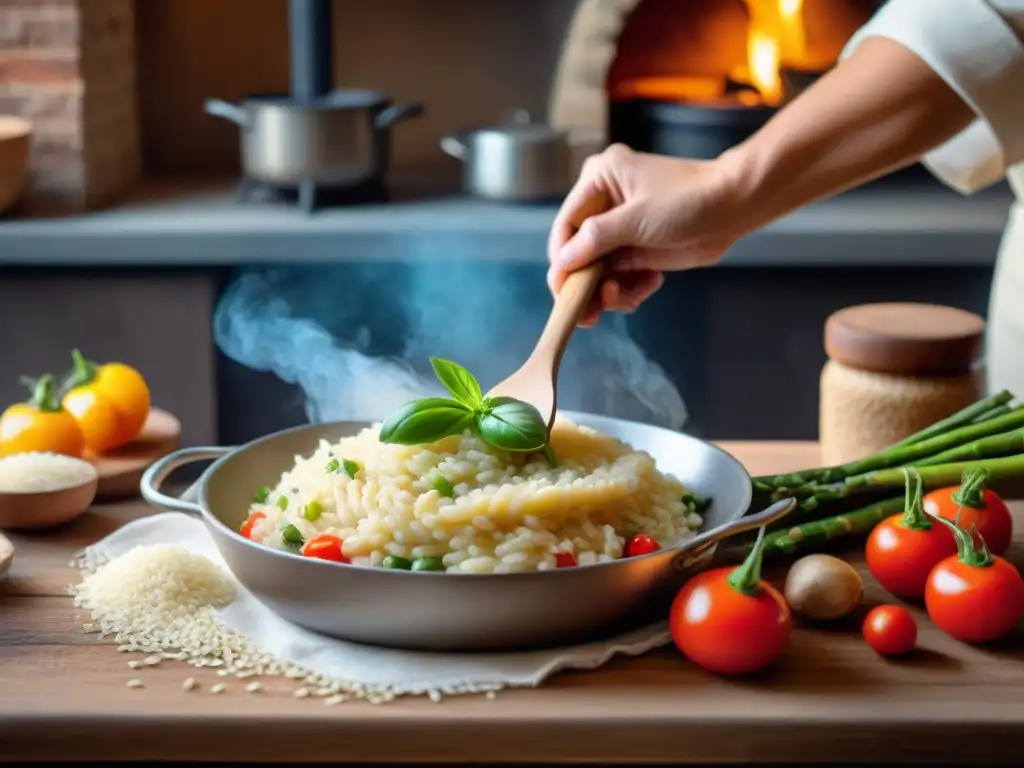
[535,262,604,360]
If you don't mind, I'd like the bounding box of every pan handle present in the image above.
[140,446,235,517]
[670,497,797,571]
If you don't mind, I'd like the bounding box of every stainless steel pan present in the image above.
[140,413,794,652]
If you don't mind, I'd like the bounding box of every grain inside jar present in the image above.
[820,303,985,465]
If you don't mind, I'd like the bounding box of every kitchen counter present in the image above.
[3,440,1024,763]
[0,177,1013,267]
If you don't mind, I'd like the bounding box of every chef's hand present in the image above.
[547,144,741,327]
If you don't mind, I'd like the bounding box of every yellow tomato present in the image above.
[0,374,85,458]
[61,349,151,452]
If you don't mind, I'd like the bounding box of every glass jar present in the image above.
[819,303,985,466]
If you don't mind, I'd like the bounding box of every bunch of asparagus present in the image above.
[745,390,1024,559]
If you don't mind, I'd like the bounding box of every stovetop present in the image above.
[236,177,389,214]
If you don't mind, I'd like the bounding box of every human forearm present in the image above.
[716,36,975,234]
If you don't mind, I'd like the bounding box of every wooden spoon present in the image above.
[487,262,604,429]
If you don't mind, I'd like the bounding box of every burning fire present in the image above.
[605,0,854,108]
[738,0,806,105]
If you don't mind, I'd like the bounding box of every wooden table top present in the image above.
[3,440,1024,763]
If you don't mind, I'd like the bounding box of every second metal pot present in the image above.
[441,110,574,202]
[204,90,423,188]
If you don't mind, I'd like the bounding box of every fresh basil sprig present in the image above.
[379,357,551,453]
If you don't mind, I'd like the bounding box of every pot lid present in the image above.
[243,89,390,108]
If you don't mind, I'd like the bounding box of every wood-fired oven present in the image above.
[549,0,903,166]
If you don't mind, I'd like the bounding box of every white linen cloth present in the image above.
[843,1,1024,398]
[77,480,671,695]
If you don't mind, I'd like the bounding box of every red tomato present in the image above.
[923,469,1013,555]
[554,552,578,568]
[865,469,956,599]
[924,514,1024,643]
[239,512,265,540]
[301,533,349,563]
[862,605,918,657]
[669,528,791,675]
[625,534,660,558]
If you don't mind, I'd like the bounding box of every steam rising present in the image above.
[213,265,687,429]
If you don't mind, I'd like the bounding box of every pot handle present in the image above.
[203,98,249,128]
[140,446,235,517]
[670,497,797,570]
[374,101,425,130]
[439,135,467,160]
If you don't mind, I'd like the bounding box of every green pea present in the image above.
[303,500,324,522]
[411,557,445,572]
[382,555,413,570]
[325,457,340,473]
[252,485,271,503]
[276,495,288,510]
[431,474,454,498]
[281,524,304,546]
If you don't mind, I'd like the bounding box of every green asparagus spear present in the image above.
[761,405,1024,488]
[760,495,905,559]
[887,390,1013,448]
[805,453,1024,504]
[971,404,1013,424]
[753,391,1015,489]
[913,427,1024,466]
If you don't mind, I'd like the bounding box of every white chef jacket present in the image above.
[842,0,1024,396]
[843,0,1024,197]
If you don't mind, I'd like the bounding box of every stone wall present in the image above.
[0,0,140,214]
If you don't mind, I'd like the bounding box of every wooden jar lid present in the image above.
[824,302,984,376]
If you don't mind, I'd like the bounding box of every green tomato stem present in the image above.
[951,468,988,509]
[928,512,994,568]
[726,525,767,595]
[898,468,932,531]
[23,374,63,413]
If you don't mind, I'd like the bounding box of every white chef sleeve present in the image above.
[842,0,1024,194]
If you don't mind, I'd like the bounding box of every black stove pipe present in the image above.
[289,0,333,100]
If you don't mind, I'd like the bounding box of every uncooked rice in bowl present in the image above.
[245,417,702,573]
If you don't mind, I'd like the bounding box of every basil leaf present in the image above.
[379,397,474,445]
[476,397,549,452]
[343,459,361,479]
[543,443,558,468]
[429,357,483,408]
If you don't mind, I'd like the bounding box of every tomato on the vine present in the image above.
[923,468,1013,556]
[925,513,1024,643]
[669,527,791,675]
[865,469,956,599]
[862,604,918,657]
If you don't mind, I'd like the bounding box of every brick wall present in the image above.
[0,0,141,214]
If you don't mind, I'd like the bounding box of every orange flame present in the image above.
[741,0,806,105]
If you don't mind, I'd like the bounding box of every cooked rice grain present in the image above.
[249,417,702,572]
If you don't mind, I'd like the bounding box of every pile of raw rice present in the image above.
[69,543,498,704]
[249,416,702,572]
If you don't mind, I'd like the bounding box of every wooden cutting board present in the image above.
[93,408,180,499]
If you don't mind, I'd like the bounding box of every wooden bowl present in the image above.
[0,116,32,214]
[0,470,98,532]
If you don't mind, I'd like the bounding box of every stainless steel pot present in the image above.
[204,90,423,188]
[140,413,794,652]
[440,110,575,201]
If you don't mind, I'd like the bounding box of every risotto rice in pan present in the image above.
[241,417,703,574]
